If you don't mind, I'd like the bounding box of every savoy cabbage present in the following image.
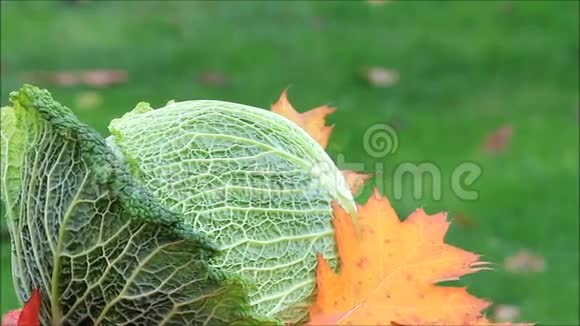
[0,85,354,325]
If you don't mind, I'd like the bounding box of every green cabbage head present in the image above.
[0,85,355,325]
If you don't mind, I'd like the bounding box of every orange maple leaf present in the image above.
[341,170,372,195]
[271,90,371,194]
[308,190,494,325]
[272,89,335,148]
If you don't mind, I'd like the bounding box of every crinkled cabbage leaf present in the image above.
[0,85,268,325]
[107,100,355,321]
[1,85,355,325]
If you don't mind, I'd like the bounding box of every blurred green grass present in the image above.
[1,1,578,324]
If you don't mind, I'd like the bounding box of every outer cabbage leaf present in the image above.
[107,100,356,322]
[0,85,267,325]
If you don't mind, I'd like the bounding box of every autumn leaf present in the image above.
[341,170,372,195]
[197,71,231,87]
[308,190,495,325]
[493,304,521,323]
[271,89,335,148]
[271,90,372,193]
[2,289,41,326]
[482,125,513,154]
[454,211,477,230]
[0,59,6,75]
[367,0,394,6]
[75,91,102,110]
[359,66,400,88]
[23,70,128,88]
[18,289,41,326]
[1,310,19,326]
[504,249,545,274]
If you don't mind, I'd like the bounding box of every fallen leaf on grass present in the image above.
[308,189,494,325]
[500,1,516,16]
[341,170,372,195]
[65,0,92,5]
[482,125,513,154]
[310,16,324,31]
[24,70,128,88]
[271,90,372,193]
[197,71,231,87]
[360,66,400,87]
[367,0,393,6]
[493,304,521,323]
[75,91,102,110]
[504,249,545,273]
[454,211,477,229]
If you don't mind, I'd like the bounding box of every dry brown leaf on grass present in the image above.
[197,71,231,87]
[482,125,513,154]
[360,66,400,88]
[310,16,324,31]
[493,304,521,323]
[501,1,516,16]
[65,0,92,5]
[504,249,545,273]
[23,70,128,88]
[271,90,372,193]
[454,211,477,230]
[75,91,102,110]
[367,0,394,6]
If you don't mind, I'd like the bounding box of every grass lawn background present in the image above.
[1,1,578,324]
